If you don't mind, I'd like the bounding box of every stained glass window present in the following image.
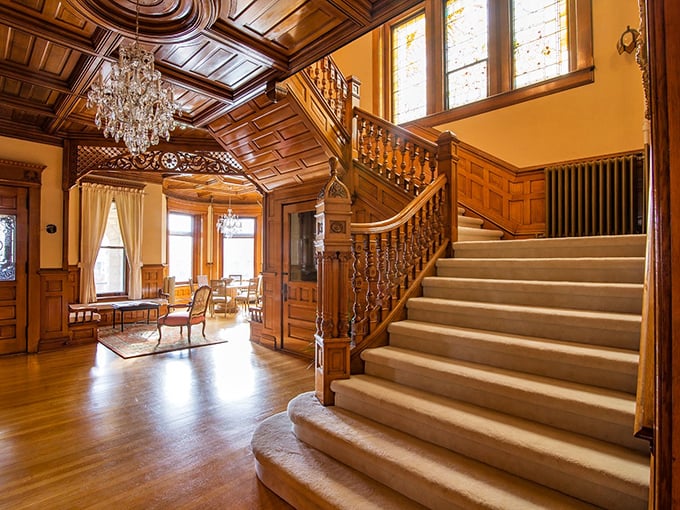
[392,12,427,124]
[0,215,16,281]
[387,0,590,122]
[445,0,488,108]
[512,0,569,88]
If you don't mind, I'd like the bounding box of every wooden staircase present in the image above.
[252,234,650,509]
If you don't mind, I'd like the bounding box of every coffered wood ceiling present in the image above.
[0,0,419,200]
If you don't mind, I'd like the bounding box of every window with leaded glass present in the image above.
[512,0,569,88]
[385,0,592,124]
[392,11,427,124]
[445,0,489,108]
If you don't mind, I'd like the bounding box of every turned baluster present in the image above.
[351,235,366,344]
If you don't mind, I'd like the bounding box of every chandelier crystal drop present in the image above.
[217,198,242,238]
[86,1,181,156]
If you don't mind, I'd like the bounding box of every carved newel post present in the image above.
[314,157,353,405]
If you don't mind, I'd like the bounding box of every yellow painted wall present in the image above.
[334,0,645,167]
[332,32,375,113]
[142,183,165,265]
[0,136,63,268]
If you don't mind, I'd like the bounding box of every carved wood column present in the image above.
[436,131,460,250]
[314,157,352,405]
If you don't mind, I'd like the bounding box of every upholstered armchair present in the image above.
[157,285,212,343]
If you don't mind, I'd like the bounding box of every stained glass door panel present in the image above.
[0,186,27,354]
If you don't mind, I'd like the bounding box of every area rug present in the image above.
[98,323,229,359]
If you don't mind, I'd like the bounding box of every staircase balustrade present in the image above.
[305,56,350,126]
[349,174,451,367]
[353,109,438,197]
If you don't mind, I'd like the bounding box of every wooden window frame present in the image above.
[381,0,593,125]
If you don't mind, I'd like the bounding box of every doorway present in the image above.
[0,186,28,355]
[281,202,317,357]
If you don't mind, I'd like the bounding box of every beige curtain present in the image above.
[80,183,114,304]
[114,188,144,299]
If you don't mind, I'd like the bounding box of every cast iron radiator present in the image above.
[545,152,646,237]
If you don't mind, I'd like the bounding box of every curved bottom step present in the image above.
[252,411,427,510]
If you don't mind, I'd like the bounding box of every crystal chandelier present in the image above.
[217,197,242,238]
[86,0,181,156]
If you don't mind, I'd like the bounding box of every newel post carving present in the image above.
[437,131,460,248]
[314,157,353,405]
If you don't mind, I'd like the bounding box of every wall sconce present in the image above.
[617,25,639,55]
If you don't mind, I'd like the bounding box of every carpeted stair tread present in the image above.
[387,320,638,391]
[436,257,644,283]
[458,215,484,227]
[251,411,428,510]
[406,297,641,349]
[423,276,642,313]
[331,376,649,509]
[287,392,599,510]
[361,346,645,451]
[458,226,504,241]
[451,234,646,258]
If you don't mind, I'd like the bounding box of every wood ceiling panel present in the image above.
[0,0,422,197]
[5,29,34,64]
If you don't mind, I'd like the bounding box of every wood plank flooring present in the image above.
[0,316,314,509]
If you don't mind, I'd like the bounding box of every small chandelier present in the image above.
[86,0,181,155]
[217,197,242,238]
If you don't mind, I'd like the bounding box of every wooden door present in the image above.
[0,186,28,354]
[281,202,317,356]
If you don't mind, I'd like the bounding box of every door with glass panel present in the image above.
[0,186,27,354]
[281,202,317,356]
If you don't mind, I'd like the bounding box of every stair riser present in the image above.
[437,261,644,283]
[452,235,646,259]
[363,361,645,453]
[333,389,647,510]
[289,393,599,510]
[388,328,638,393]
[406,303,641,350]
[423,281,642,314]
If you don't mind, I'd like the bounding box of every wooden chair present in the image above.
[236,276,260,312]
[157,285,212,343]
[209,279,230,317]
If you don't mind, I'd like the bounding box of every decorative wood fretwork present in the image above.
[68,145,246,188]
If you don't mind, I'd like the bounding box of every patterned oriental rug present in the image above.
[98,323,230,359]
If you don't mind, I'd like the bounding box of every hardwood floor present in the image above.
[0,315,314,509]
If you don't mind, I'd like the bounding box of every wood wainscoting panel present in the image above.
[142,264,165,299]
[457,143,546,238]
[39,269,69,350]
